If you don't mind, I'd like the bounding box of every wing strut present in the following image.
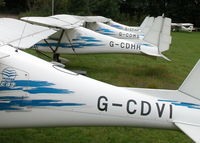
[52,29,65,62]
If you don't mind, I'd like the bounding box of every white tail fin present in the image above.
[179,60,200,100]
[143,16,172,53]
[144,16,163,46]
[159,18,172,52]
[142,17,154,34]
[140,16,149,31]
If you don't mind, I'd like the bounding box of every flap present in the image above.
[175,122,200,143]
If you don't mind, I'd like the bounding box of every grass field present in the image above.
[1,32,200,143]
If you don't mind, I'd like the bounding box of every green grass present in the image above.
[1,32,200,143]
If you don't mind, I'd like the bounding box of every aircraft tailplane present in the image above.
[178,60,200,100]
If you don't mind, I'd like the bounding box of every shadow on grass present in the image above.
[133,64,170,78]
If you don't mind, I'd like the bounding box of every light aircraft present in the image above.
[73,15,149,32]
[79,16,154,40]
[21,15,172,62]
[171,23,194,32]
[71,15,154,40]
[0,18,200,143]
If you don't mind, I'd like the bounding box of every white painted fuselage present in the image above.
[86,22,144,40]
[1,45,200,130]
[36,27,160,58]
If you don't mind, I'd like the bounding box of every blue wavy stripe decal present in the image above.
[0,80,74,94]
[36,36,105,48]
[141,44,153,47]
[79,36,102,42]
[14,80,54,87]
[158,100,200,110]
[0,96,85,111]
[36,42,105,48]
[110,24,123,29]
[100,33,115,36]
[24,87,73,94]
[95,28,115,36]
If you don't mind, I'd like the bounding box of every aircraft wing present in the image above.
[0,18,56,49]
[21,15,111,29]
[175,122,200,143]
[81,16,111,23]
[21,14,84,29]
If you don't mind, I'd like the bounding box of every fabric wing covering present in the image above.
[0,18,56,49]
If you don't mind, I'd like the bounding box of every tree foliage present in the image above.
[1,0,200,26]
[0,0,5,6]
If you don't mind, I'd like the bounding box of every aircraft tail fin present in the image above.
[140,16,149,31]
[178,60,200,100]
[142,17,154,34]
[159,18,172,52]
[143,16,172,53]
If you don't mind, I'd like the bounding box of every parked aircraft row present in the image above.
[171,23,195,32]
[21,14,171,62]
[0,15,199,143]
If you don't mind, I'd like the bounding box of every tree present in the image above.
[0,0,5,6]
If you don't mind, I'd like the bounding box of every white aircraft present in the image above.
[172,23,194,32]
[73,15,154,40]
[82,17,154,40]
[21,15,171,61]
[0,18,200,143]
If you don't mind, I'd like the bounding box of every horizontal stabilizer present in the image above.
[175,122,200,143]
[140,44,171,61]
[0,18,56,49]
[179,60,200,100]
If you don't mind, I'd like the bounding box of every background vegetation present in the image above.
[0,0,200,26]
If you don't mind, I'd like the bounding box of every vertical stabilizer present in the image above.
[143,16,172,53]
[158,18,172,52]
[142,17,154,34]
[144,16,163,46]
[140,16,149,31]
